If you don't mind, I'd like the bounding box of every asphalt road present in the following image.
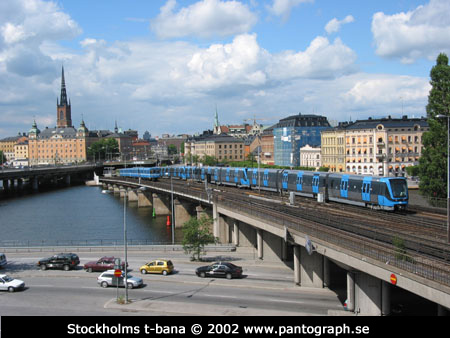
[0,249,344,316]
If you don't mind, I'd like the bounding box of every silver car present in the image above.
[97,270,143,289]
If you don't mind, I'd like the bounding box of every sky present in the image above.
[1,0,449,138]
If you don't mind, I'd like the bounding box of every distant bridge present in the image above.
[0,164,103,190]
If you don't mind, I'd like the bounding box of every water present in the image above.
[0,185,182,245]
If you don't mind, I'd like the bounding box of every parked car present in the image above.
[140,259,174,276]
[37,253,80,271]
[0,274,25,292]
[0,253,7,269]
[195,262,243,279]
[97,270,143,289]
[84,256,127,272]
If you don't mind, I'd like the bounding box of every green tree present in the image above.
[182,216,217,261]
[168,144,178,155]
[418,53,450,198]
[0,150,6,165]
[88,138,119,161]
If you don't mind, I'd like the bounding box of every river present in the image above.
[0,184,182,245]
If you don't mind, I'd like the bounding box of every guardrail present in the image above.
[0,240,236,253]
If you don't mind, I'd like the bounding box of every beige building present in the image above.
[185,133,245,163]
[321,116,428,176]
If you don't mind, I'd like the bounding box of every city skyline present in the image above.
[1,0,449,138]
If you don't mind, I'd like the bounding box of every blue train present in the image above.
[119,166,408,211]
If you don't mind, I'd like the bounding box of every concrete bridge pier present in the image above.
[113,185,120,195]
[152,193,170,215]
[32,177,39,191]
[127,187,138,202]
[353,271,391,316]
[137,190,152,208]
[174,198,192,228]
[108,184,114,191]
[3,179,9,190]
[65,174,71,186]
[195,205,208,220]
[119,186,127,198]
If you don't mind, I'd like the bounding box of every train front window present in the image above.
[390,179,407,198]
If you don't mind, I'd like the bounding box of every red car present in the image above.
[83,257,127,273]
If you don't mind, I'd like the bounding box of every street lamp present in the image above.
[436,114,450,243]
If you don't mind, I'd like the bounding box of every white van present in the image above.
[0,253,6,269]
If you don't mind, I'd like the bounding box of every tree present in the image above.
[0,150,6,165]
[418,53,450,198]
[182,216,217,261]
[88,138,119,161]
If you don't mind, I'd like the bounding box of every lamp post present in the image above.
[123,189,128,303]
[436,114,450,243]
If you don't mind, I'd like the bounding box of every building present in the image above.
[157,134,188,154]
[299,144,321,169]
[28,67,97,165]
[13,139,29,166]
[321,124,346,172]
[273,114,331,167]
[321,116,429,176]
[185,133,245,164]
[213,109,263,138]
[0,135,28,163]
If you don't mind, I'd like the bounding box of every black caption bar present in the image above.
[0,316,437,337]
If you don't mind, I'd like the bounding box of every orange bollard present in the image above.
[166,215,171,226]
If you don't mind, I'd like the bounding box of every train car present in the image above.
[140,167,161,180]
[280,170,328,197]
[248,168,280,192]
[327,173,408,210]
[218,167,250,187]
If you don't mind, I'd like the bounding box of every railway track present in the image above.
[115,177,450,262]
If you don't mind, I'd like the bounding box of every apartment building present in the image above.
[185,133,245,163]
[321,116,428,176]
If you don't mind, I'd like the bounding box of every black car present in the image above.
[37,253,80,271]
[195,262,243,279]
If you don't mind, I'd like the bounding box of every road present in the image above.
[0,249,344,316]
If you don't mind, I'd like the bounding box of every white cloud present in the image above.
[325,15,354,34]
[342,74,430,107]
[269,36,358,80]
[372,0,450,63]
[186,34,269,90]
[0,0,81,77]
[268,0,313,21]
[151,0,257,39]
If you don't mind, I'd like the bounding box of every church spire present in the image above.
[60,66,68,106]
[57,65,72,128]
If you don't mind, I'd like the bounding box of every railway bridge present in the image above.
[100,176,450,316]
[0,164,102,190]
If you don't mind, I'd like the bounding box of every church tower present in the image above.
[56,66,72,128]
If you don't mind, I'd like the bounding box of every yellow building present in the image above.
[0,135,27,162]
[321,126,346,172]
